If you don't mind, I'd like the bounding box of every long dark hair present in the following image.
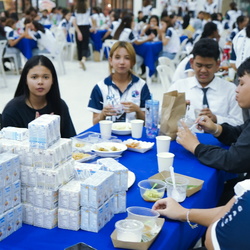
[246,21,250,38]
[113,15,133,40]
[14,55,62,116]
[32,20,45,33]
[75,0,88,13]
[201,22,218,38]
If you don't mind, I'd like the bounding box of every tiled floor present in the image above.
[0,58,164,134]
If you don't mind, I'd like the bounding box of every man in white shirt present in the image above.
[168,38,243,126]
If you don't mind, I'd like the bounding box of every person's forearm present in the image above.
[135,110,145,120]
[93,112,106,125]
[9,36,23,47]
[188,197,236,227]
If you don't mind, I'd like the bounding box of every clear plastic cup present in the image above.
[166,176,189,202]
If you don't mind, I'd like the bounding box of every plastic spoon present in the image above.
[169,166,181,202]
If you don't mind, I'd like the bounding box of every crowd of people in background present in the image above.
[1,0,250,249]
[0,0,249,73]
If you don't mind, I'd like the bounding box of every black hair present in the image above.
[210,13,218,21]
[182,14,190,29]
[148,15,159,26]
[75,0,88,13]
[62,8,70,18]
[236,15,246,25]
[32,20,45,33]
[201,22,218,39]
[229,2,237,11]
[237,57,250,77]
[113,14,133,40]
[191,38,220,61]
[14,55,62,116]
[246,21,250,38]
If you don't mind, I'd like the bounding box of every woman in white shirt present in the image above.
[72,0,91,70]
[159,15,180,60]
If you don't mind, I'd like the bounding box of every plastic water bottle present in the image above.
[145,99,159,139]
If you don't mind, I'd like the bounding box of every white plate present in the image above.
[123,139,154,153]
[92,142,127,157]
[128,170,136,188]
[112,122,131,135]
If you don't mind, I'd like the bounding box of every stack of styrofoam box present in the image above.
[80,170,115,233]
[0,115,75,230]
[58,180,82,231]
[28,114,60,150]
[0,152,22,242]
[21,133,74,229]
[97,158,128,214]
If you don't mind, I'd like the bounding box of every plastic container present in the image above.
[126,206,160,232]
[145,99,159,139]
[166,176,189,202]
[115,219,144,242]
[138,179,166,202]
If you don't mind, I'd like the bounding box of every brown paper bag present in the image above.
[93,51,100,62]
[159,91,186,140]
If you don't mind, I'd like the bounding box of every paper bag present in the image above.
[159,91,186,140]
[93,51,100,62]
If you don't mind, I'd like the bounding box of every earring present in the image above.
[111,67,115,73]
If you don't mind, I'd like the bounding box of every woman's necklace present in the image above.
[27,98,47,110]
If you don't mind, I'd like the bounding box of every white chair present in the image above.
[3,49,19,75]
[100,39,118,61]
[158,56,176,71]
[156,64,175,92]
[173,38,189,66]
[39,27,66,74]
[0,40,7,87]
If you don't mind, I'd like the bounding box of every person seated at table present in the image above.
[168,38,243,126]
[140,15,160,38]
[197,22,221,47]
[25,20,57,55]
[39,9,51,26]
[158,15,181,60]
[87,41,151,124]
[152,179,250,249]
[227,15,249,44]
[4,18,24,70]
[101,10,120,41]
[58,8,72,41]
[1,55,76,138]
[113,14,155,75]
[175,57,250,202]
[28,7,41,21]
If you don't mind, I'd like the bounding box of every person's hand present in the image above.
[152,197,187,221]
[121,102,140,113]
[101,104,118,117]
[77,31,83,41]
[199,108,217,123]
[147,33,155,41]
[195,115,218,134]
[35,111,40,119]
[176,121,200,153]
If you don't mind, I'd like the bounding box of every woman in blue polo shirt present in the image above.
[88,41,151,125]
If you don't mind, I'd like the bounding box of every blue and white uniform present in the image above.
[4,26,22,68]
[211,180,250,249]
[230,28,250,68]
[31,28,57,55]
[161,27,180,59]
[88,74,151,122]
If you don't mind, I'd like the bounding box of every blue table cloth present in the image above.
[90,30,107,52]
[133,41,163,77]
[15,38,37,59]
[0,126,235,250]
